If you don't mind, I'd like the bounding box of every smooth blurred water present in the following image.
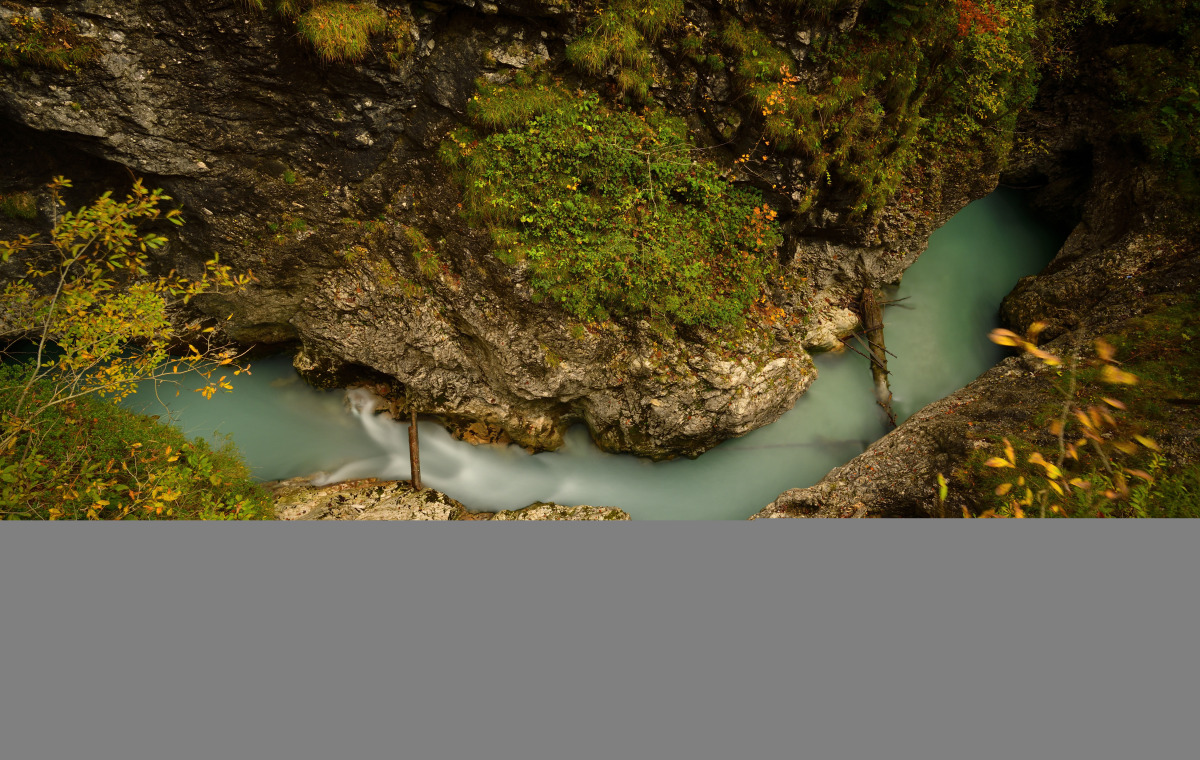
[123,189,1062,519]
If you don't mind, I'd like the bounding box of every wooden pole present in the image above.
[408,403,422,491]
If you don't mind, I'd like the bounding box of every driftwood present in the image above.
[860,288,897,430]
[407,392,422,490]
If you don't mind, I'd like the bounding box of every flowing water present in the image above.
[124,189,1062,519]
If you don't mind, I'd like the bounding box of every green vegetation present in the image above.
[295,2,387,63]
[0,367,272,520]
[401,225,442,280]
[0,191,37,220]
[720,0,1040,216]
[245,1,407,65]
[0,8,101,71]
[1,177,261,520]
[440,75,783,328]
[1097,1,1200,199]
[956,294,1200,517]
[566,0,684,102]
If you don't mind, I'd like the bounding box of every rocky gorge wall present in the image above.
[755,14,1200,518]
[0,0,1012,461]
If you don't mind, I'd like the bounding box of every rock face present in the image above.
[752,70,1200,518]
[0,1,999,459]
[271,477,629,521]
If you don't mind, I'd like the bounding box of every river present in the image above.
[124,189,1062,519]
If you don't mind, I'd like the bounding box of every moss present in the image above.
[715,1,1039,218]
[442,76,784,329]
[0,191,37,220]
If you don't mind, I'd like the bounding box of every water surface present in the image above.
[125,190,1062,519]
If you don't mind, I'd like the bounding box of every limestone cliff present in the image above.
[0,1,1028,458]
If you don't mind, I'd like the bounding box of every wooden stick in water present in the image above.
[409,403,422,491]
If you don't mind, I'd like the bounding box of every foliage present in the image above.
[0,366,272,520]
[720,0,1039,216]
[245,1,397,64]
[440,76,783,328]
[0,177,258,518]
[966,322,1163,517]
[1033,1,1200,198]
[566,0,684,102]
[295,2,387,64]
[0,191,37,221]
[1100,1,1200,198]
[0,8,101,71]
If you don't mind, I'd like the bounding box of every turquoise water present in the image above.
[124,189,1062,519]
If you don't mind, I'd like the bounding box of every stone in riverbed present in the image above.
[270,477,628,521]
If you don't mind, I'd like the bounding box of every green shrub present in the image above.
[0,366,273,520]
[0,192,37,221]
[720,1,1039,216]
[442,77,783,329]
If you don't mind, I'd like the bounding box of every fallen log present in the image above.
[860,288,897,429]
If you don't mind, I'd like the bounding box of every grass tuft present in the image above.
[295,3,387,64]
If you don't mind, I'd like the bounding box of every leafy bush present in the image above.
[1,177,262,519]
[0,366,272,520]
[957,300,1200,518]
[441,77,783,328]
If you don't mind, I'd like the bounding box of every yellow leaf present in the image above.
[1134,435,1160,451]
[1028,321,1049,338]
[1003,438,1016,466]
[1029,347,1063,367]
[1048,481,1064,496]
[1125,468,1154,483]
[1100,365,1138,385]
[988,329,1021,347]
[1094,339,1116,362]
[995,482,1013,496]
[1102,397,1126,410]
[984,457,1013,468]
[1111,440,1137,455]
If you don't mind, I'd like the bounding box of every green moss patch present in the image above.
[440,76,783,329]
[0,191,37,220]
